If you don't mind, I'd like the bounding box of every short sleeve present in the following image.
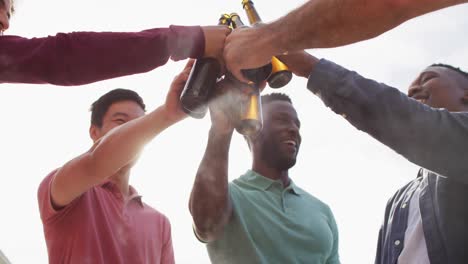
[160,216,175,264]
[37,169,82,224]
[326,206,341,264]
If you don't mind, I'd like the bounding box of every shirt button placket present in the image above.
[282,191,288,213]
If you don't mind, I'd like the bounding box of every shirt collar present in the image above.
[239,170,301,196]
[288,181,301,196]
[128,185,144,207]
[100,181,144,207]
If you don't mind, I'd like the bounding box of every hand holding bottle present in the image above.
[162,60,195,123]
[208,77,249,134]
[223,1,291,87]
[222,26,270,84]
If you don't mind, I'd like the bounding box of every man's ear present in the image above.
[246,131,262,151]
[89,125,100,142]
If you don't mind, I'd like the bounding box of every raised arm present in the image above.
[224,0,467,81]
[50,61,192,208]
[281,52,468,183]
[0,25,229,85]
[270,0,466,50]
[189,78,243,242]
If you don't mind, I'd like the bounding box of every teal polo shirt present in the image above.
[206,170,340,264]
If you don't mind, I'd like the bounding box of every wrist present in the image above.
[259,21,288,56]
[299,53,318,78]
[169,25,205,60]
[154,105,181,126]
[210,124,234,136]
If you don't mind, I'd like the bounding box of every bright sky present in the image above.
[1,0,468,263]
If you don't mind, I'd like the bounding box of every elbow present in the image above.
[189,199,231,243]
[29,34,84,86]
[192,220,223,243]
[189,199,223,242]
[189,205,223,236]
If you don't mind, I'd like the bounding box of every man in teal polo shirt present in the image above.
[189,80,340,264]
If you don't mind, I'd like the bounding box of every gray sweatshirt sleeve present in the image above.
[307,59,468,183]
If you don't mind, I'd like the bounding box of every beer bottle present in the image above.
[241,0,292,88]
[235,84,263,136]
[180,14,231,119]
[229,14,264,136]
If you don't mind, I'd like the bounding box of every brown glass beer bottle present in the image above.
[179,14,231,118]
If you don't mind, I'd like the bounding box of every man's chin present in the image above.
[275,157,297,170]
[120,163,136,172]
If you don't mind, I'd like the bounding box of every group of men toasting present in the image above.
[2,0,468,263]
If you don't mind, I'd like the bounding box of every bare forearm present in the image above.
[90,106,177,177]
[51,105,178,207]
[189,127,233,241]
[266,0,467,53]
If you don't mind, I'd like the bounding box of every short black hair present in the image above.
[90,88,146,127]
[261,93,293,106]
[430,63,468,80]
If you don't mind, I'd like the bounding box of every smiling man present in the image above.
[375,64,468,264]
[279,51,468,264]
[37,61,194,264]
[189,78,340,264]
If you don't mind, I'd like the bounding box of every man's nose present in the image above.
[0,16,10,33]
[287,122,300,138]
[408,85,423,97]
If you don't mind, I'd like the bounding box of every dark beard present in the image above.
[260,139,297,171]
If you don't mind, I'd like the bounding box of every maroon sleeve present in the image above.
[0,25,204,86]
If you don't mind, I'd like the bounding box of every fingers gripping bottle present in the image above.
[180,14,232,118]
[241,0,292,88]
[229,13,272,84]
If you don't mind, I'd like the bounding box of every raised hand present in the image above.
[208,77,251,133]
[162,59,195,122]
[223,26,276,83]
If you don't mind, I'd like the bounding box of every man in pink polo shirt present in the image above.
[37,61,194,264]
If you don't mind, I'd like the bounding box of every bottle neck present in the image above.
[243,2,262,24]
[218,14,231,26]
[230,14,245,28]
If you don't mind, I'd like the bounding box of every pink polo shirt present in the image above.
[38,170,174,264]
